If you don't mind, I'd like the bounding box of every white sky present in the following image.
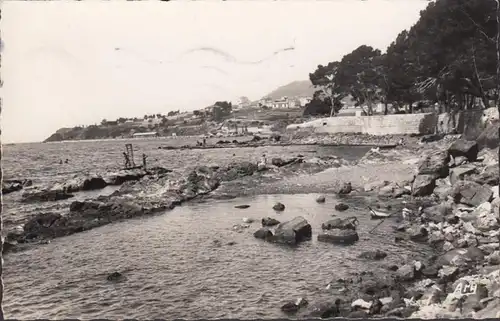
[1,0,429,143]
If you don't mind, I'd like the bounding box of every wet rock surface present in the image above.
[11,162,261,243]
[2,179,32,195]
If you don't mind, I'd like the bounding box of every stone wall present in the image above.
[286,113,438,136]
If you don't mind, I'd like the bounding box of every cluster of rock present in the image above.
[253,212,361,246]
[353,139,500,318]
[19,167,171,203]
[253,216,312,245]
[252,138,500,318]
[3,162,262,250]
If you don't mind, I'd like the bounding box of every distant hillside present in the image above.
[262,80,316,100]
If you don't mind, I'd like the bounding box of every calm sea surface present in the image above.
[2,138,433,319]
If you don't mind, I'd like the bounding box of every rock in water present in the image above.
[107,272,124,282]
[242,217,254,224]
[316,195,326,203]
[281,302,299,314]
[335,203,349,211]
[262,217,280,226]
[318,229,359,245]
[281,298,309,314]
[272,216,312,245]
[448,139,479,162]
[253,228,273,240]
[358,250,387,260]
[273,202,285,211]
[321,218,357,230]
[235,204,250,209]
[304,300,341,318]
[338,182,352,195]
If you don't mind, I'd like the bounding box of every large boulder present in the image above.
[262,217,280,227]
[412,174,437,197]
[452,181,493,206]
[317,229,359,245]
[418,151,450,178]
[422,203,453,223]
[448,139,479,162]
[254,227,273,240]
[436,247,485,270]
[449,165,479,185]
[476,121,499,150]
[471,203,500,232]
[321,218,358,230]
[473,163,499,186]
[56,175,108,193]
[81,176,108,191]
[271,216,312,245]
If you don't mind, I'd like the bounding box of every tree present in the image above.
[101,119,108,126]
[309,61,345,116]
[336,45,384,115]
[212,101,233,121]
[303,90,342,117]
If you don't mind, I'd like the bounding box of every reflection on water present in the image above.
[4,194,433,320]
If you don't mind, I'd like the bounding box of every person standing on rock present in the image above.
[203,137,207,147]
[142,153,148,170]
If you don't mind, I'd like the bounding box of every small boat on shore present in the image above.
[368,206,391,219]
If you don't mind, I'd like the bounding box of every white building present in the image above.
[132,131,159,138]
[298,97,312,107]
[272,97,290,109]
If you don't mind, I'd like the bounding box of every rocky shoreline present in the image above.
[2,133,500,319]
[2,153,351,252]
[237,137,499,319]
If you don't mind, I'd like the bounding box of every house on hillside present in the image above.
[272,97,291,109]
[259,97,273,108]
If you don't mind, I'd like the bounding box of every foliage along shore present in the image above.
[304,0,500,117]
